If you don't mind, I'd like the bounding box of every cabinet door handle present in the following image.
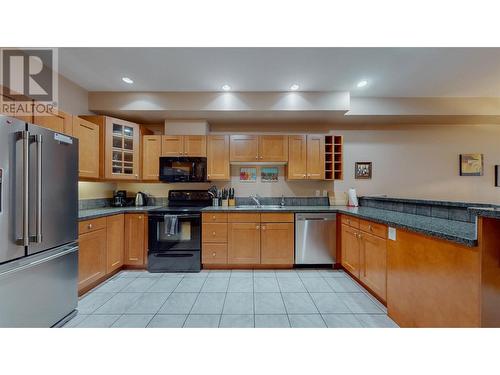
[87,224,93,230]
[368,225,373,231]
[260,156,263,159]
[212,231,216,236]
[255,156,258,159]
[303,174,306,178]
[256,225,260,230]
[212,252,216,257]
[262,226,266,230]
[138,216,143,220]
[212,215,216,220]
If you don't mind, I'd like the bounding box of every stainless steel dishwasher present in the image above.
[295,213,337,265]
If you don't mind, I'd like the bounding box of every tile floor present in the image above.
[63,269,398,328]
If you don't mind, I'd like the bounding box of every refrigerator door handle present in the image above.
[32,134,43,243]
[16,131,30,247]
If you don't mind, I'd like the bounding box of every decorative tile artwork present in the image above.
[261,167,279,182]
[239,167,257,182]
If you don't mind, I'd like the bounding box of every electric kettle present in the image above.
[135,191,148,207]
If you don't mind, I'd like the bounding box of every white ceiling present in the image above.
[59,48,500,97]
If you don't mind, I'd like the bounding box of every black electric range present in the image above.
[147,190,212,273]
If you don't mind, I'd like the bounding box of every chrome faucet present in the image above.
[251,194,261,207]
[281,194,286,207]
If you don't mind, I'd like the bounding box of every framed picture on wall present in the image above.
[239,167,257,182]
[261,167,279,182]
[459,154,483,176]
[355,162,372,179]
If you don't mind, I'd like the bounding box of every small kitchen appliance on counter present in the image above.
[135,191,148,207]
[113,190,127,207]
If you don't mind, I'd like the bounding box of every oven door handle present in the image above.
[152,214,200,219]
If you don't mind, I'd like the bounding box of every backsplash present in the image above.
[78,196,329,210]
[358,196,493,223]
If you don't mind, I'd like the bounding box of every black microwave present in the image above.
[159,157,207,183]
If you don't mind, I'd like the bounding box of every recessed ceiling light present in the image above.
[289,84,300,91]
[357,80,368,88]
[222,84,231,91]
[122,77,134,84]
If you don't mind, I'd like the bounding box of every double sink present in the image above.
[234,205,288,210]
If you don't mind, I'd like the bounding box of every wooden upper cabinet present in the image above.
[72,116,101,179]
[33,109,73,135]
[161,135,184,156]
[228,222,261,264]
[288,135,307,179]
[260,222,294,265]
[124,214,147,266]
[142,135,162,180]
[306,135,325,180]
[341,223,360,278]
[230,135,259,162]
[207,135,230,180]
[106,214,124,274]
[104,117,140,180]
[184,135,207,157]
[360,231,387,301]
[161,135,207,157]
[259,135,288,162]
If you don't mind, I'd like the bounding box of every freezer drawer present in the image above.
[295,213,337,265]
[0,243,78,327]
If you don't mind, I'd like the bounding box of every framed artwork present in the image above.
[459,154,483,176]
[239,167,257,182]
[261,167,279,182]
[355,162,372,179]
[495,165,499,186]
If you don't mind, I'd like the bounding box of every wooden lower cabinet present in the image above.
[228,222,261,264]
[202,243,228,264]
[78,228,107,292]
[106,214,124,273]
[341,215,388,302]
[387,228,480,327]
[341,224,361,278]
[261,223,294,265]
[203,213,294,267]
[360,231,387,301]
[124,214,147,266]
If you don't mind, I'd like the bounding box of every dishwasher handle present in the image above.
[296,217,332,221]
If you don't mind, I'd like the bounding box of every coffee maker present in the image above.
[113,190,127,207]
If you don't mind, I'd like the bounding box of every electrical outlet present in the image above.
[315,190,320,197]
[388,227,397,241]
[322,190,328,197]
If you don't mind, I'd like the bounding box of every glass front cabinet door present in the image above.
[105,117,140,180]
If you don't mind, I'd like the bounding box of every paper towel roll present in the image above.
[348,188,359,207]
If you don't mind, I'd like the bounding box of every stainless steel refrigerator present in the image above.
[0,115,79,327]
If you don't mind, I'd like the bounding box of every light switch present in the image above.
[388,227,396,241]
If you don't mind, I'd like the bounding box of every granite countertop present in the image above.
[468,207,500,220]
[79,206,162,221]
[203,205,477,246]
[78,204,478,246]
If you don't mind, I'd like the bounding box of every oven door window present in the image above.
[151,215,201,252]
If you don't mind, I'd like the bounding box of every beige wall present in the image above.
[78,182,116,199]
[58,74,90,115]
[334,124,500,204]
